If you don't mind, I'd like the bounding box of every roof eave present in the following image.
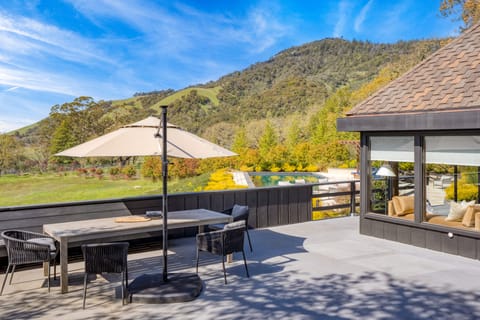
[337,109,480,132]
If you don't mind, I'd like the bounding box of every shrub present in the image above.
[76,168,88,176]
[141,157,162,181]
[239,165,253,172]
[445,180,478,201]
[95,168,104,179]
[282,163,296,172]
[109,167,121,178]
[170,158,199,179]
[122,165,137,179]
[305,164,319,172]
[203,169,247,191]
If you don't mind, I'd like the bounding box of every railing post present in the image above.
[350,181,356,216]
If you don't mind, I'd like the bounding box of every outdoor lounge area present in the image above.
[1,216,480,319]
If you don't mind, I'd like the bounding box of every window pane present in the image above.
[369,136,415,219]
[425,136,480,232]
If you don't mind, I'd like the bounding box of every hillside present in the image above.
[88,38,443,137]
[4,37,447,174]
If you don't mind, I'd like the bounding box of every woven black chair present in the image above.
[196,221,249,284]
[208,204,253,252]
[81,242,129,309]
[0,230,58,296]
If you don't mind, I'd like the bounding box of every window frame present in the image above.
[362,130,480,236]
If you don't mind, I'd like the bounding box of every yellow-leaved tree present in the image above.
[440,0,480,30]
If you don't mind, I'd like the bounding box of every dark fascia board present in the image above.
[337,109,480,132]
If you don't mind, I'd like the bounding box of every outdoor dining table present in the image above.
[43,209,233,293]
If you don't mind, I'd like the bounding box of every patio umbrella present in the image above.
[55,115,236,159]
[56,107,236,284]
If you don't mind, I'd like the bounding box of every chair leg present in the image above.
[241,250,250,278]
[125,265,129,302]
[8,264,16,285]
[222,255,227,284]
[83,273,88,309]
[53,258,57,280]
[47,260,51,292]
[195,249,200,274]
[121,272,125,306]
[0,264,12,296]
[245,229,253,252]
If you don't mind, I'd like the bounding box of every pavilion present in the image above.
[337,23,480,259]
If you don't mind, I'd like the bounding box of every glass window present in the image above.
[425,136,480,231]
[369,136,415,219]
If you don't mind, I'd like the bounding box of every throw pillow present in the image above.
[392,196,414,216]
[462,204,480,227]
[446,200,475,221]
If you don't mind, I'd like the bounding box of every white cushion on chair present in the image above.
[27,237,56,251]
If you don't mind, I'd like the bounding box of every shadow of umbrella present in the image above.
[55,106,236,303]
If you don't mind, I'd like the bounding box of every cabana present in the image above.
[337,23,480,259]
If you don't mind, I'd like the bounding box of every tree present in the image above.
[50,96,114,146]
[440,0,480,30]
[286,118,303,150]
[50,119,78,156]
[258,120,279,170]
[232,127,249,154]
[0,134,21,174]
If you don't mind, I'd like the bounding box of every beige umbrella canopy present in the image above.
[55,116,236,159]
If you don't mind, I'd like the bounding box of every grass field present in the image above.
[155,87,221,107]
[0,172,210,207]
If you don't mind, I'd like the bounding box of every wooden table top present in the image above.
[43,209,231,241]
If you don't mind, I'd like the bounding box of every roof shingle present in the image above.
[347,23,480,116]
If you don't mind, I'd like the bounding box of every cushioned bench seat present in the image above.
[387,195,480,231]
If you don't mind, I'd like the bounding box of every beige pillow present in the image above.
[446,200,475,221]
[462,204,480,227]
[392,196,414,216]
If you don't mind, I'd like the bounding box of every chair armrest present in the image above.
[196,230,223,254]
[196,230,223,241]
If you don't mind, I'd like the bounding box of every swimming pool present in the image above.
[248,172,327,187]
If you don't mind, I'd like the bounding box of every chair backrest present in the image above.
[222,221,246,255]
[1,230,52,264]
[230,205,249,223]
[82,242,129,274]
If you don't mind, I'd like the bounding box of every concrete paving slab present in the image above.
[1,217,480,320]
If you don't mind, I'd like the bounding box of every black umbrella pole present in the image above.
[161,106,168,282]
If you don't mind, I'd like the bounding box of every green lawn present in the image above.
[154,86,221,107]
[0,173,210,207]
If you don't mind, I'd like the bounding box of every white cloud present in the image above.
[0,11,114,66]
[354,0,374,32]
[333,1,351,38]
[0,116,36,133]
[4,86,19,92]
[67,0,290,55]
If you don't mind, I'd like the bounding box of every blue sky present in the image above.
[0,0,461,132]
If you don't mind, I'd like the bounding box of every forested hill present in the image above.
[5,37,447,173]
[208,38,443,122]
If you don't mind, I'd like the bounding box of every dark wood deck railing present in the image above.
[311,180,360,216]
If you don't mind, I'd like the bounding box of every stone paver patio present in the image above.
[1,216,479,319]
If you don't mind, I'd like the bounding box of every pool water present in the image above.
[249,172,326,187]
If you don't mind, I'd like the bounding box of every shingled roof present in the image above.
[347,23,480,116]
